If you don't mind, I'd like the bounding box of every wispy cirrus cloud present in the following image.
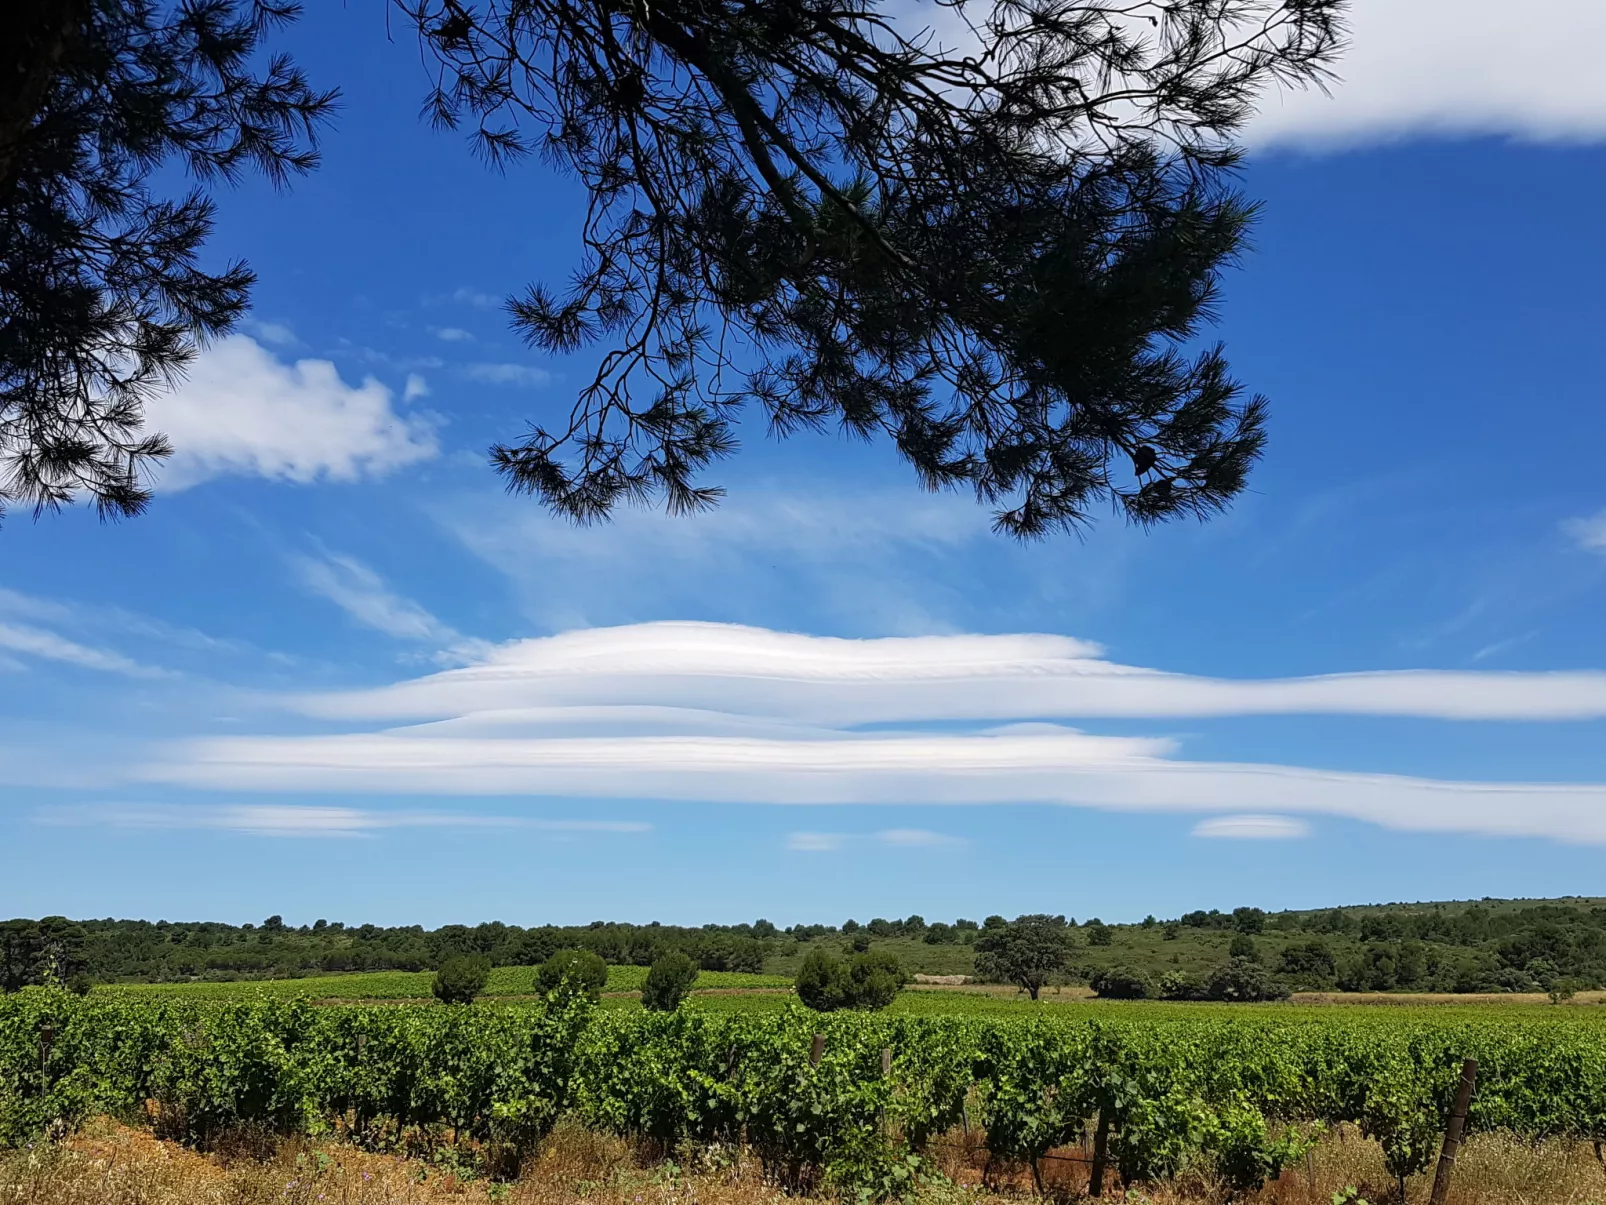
[132,620,1606,846]
[37,803,650,840]
[787,828,964,853]
[1564,511,1606,554]
[464,362,551,387]
[0,621,156,676]
[292,550,491,665]
[1192,815,1311,841]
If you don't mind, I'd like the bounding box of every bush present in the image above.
[1203,959,1288,1002]
[796,948,907,1011]
[796,947,851,1010]
[846,948,906,1009]
[1159,970,1204,1001]
[1090,966,1152,999]
[537,948,608,1000]
[1228,934,1259,961]
[1086,923,1114,946]
[641,951,698,1011]
[432,954,491,1004]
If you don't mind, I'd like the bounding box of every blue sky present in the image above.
[4,1,1606,929]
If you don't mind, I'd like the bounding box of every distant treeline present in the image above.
[1169,903,1606,993]
[5,899,1606,991]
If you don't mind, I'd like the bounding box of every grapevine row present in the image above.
[3,991,1604,1194]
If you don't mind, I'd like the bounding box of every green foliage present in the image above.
[1202,960,1288,1003]
[537,950,609,1001]
[7,992,1606,1198]
[0,919,86,992]
[432,956,492,1005]
[973,916,1073,1000]
[1228,934,1260,962]
[1,0,334,521]
[409,0,1343,538]
[796,949,851,1011]
[641,952,698,1012]
[795,949,907,1012]
[1089,967,1152,1000]
[846,950,907,1011]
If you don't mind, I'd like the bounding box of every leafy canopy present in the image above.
[0,0,333,522]
[407,0,1343,536]
[973,913,1073,999]
[641,949,699,1011]
[537,947,609,1000]
[794,946,906,1011]
[432,953,492,1004]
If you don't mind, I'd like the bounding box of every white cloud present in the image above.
[876,827,965,848]
[464,362,552,387]
[1192,814,1311,841]
[1249,0,1606,149]
[788,831,845,852]
[144,335,438,490]
[246,320,297,346]
[1564,511,1606,553]
[292,550,490,664]
[130,620,1606,846]
[37,803,650,839]
[403,374,430,402]
[432,328,475,342]
[0,620,156,676]
[787,828,963,852]
[287,621,1606,725]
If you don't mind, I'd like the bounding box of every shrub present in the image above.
[1090,966,1152,999]
[1228,934,1259,962]
[796,947,852,1010]
[846,948,906,1009]
[641,951,699,1011]
[796,948,907,1011]
[1086,923,1114,947]
[537,948,608,1000]
[1159,970,1204,1001]
[432,954,491,1004]
[1203,959,1288,1002]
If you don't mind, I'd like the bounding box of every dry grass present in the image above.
[3,1121,1603,1205]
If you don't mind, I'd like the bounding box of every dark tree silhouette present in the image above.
[0,1,333,522]
[405,0,1344,535]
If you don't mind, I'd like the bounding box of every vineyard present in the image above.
[99,966,793,1001]
[4,989,1605,1199]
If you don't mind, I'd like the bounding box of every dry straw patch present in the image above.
[3,1122,1605,1205]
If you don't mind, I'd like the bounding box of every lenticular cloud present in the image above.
[139,621,1606,845]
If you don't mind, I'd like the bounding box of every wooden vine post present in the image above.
[39,1022,53,1089]
[1428,1059,1478,1205]
[810,1032,825,1067]
[1089,1110,1110,1198]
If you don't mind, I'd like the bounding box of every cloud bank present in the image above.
[290,621,1606,724]
[1248,0,1606,149]
[134,621,1606,845]
[144,335,438,489]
